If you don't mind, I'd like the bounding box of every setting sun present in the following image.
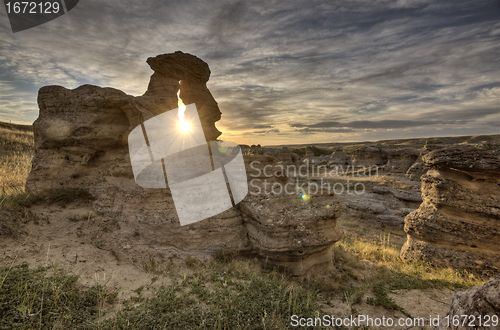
[177,93,191,134]
[180,119,190,133]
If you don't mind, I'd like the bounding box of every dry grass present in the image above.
[0,126,34,196]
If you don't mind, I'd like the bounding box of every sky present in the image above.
[0,0,499,145]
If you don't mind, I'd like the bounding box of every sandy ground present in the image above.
[0,204,453,329]
[1,173,456,329]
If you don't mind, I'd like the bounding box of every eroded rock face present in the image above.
[279,147,294,165]
[406,157,428,181]
[385,148,419,173]
[406,139,446,181]
[436,274,500,330]
[352,146,387,167]
[329,149,348,166]
[26,52,343,276]
[401,146,500,271]
[240,155,343,275]
[146,51,222,141]
[424,138,445,152]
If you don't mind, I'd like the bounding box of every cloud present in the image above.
[0,0,498,144]
[291,120,441,129]
[253,124,274,129]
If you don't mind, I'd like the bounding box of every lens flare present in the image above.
[180,119,190,133]
[178,105,191,134]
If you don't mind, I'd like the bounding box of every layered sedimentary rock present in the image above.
[401,146,500,271]
[26,52,343,276]
[385,148,419,173]
[240,155,343,275]
[436,274,500,330]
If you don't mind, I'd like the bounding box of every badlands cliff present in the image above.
[401,145,500,271]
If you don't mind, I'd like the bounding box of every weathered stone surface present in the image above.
[406,157,428,181]
[385,148,419,173]
[435,274,500,330]
[401,145,500,271]
[423,145,500,175]
[279,147,294,165]
[343,199,386,214]
[26,53,344,276]
[376,214,404,226]
[240,155,343,275]
[248,145,263,155]
[146,51,211,83]
[329,149,348,166]
[352,146,387,166]
[425,138,445,152]
[304,150,315,160]
[179,79,222,141]
[262,147,278,156]
[145,51,221,141]
[373,186,423,202]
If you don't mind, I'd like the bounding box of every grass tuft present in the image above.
[0,263,115,329]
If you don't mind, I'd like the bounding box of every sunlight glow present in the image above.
[177,91,191,134]
[180,117,190,133]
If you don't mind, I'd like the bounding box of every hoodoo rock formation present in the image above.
[26,52,343,276]
[240,155,343,275]
[145,52,222,141]
[401,145,500,271]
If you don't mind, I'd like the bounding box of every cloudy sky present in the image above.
[1,0,499,145]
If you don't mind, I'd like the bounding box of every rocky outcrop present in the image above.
[304,150,315,160]
[406,157,428,181]
[241,155,343,275]
[373,186,422,203]
[147,51,222,141]
[385,148,419,173]
[352,146,387,167]
[436,274,500,330]
[329,149,348,166]
[26,52,343,276]
[401,146,500,271]
[406,139,446,181]
[279,147,294,165]
[262,147,278,156]
[248,145,263,155]
[424,138,445,152]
